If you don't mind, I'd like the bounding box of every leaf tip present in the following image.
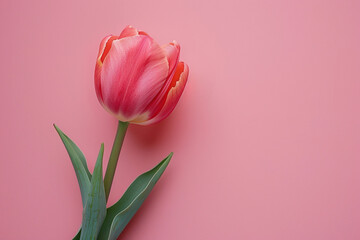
[163,152,173,166]
[53,124,62,135]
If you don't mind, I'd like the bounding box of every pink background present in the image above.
[1,0,360,239]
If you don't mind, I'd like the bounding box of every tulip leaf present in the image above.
[98,153,172,240]
[54,124,92,207]
[65,135,92,180]
[80,143,107,240]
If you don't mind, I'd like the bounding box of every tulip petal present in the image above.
[141,43,180,120]
[94,61,104,104]
[141,62,189,125]
[97,35,118,63]
[162,41,180,76]
[119,25,150,39]
[95,35,118,104]
[100,35,169,121]
[119,25,139,38]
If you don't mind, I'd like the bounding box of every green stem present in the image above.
[104,120,129,201]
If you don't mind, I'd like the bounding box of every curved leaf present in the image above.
[64,134,92,180]
[54,124,91,207]
[98,153,172,240]
[80,144,107,240]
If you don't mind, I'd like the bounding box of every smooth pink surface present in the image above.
[0,0,359,239]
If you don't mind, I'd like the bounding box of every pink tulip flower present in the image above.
[95,26,189,125]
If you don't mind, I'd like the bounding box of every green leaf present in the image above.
[54,124,91,207]
[98,153,172,240]
[64,134,92,180]
[80,143,107,240]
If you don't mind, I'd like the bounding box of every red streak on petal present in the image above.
[150,62,185,118]
[100,36,118,63]
[169,62,184,89]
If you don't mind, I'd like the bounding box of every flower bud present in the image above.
[95,26,189,125]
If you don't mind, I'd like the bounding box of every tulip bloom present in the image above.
[95,26,189,125]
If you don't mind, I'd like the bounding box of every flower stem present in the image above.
[104,120,129,201]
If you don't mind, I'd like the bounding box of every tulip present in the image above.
[95,25,189,125]
[54,26,188,240]
[94,26,189,200]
